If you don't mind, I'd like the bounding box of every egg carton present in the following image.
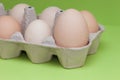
[0,3,104,69]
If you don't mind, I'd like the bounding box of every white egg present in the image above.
[39,6,61,29]
[9,3,29,24]
[25,20,51,44]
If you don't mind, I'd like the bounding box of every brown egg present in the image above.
[0,16,21,39]
[53,9,89,48]
[81,10,99,33]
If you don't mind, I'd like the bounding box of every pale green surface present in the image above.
[0,0,120,80]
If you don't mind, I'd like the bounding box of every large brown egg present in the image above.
[53,9,89,48]
[81,10,99,33]
[0,16,21,39]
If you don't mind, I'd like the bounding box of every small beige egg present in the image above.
[0,16,21,39]
[81,10,99,33]
[53,9,89,48]
[9,3,29,24]
[39,6,61,29]
[25,20,51,44]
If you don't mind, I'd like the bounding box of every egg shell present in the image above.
[9,3,29,24]
[81,10,99,33]
[53,9,89,48]
[0,16,21,39]
[25,20,51,44]
[39,6,61,29]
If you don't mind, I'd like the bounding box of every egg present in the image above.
[39,6,61,29]
[9,3,29,24]
[0,16,21,39]
[81,10,99,33]
[25,20,51,44]
[53,9,89,48]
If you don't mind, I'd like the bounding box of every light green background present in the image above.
[0,0,120,80]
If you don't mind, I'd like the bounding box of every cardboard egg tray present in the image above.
[0,3,104,69]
